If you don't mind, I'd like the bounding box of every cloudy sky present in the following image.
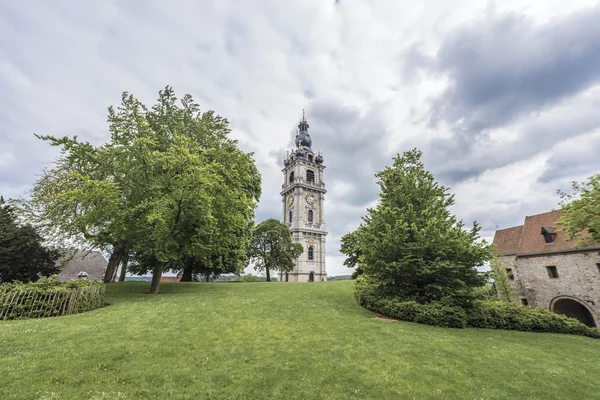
[2,0,600,277]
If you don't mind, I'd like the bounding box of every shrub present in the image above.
[240,274,259,282]
[355,276,466,328]
[0,276,105,320]
[355,277,600,338]
[466,300,600,339]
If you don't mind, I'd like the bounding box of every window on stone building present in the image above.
[308,245,314,261]
[308,154,313,162]
[546,265,559,279]
[289,171,294,183]
[521,298,529,306]
[307,170,315,183]
[289,210,293,223]
[506,268,514,280]
[308,210,313,224]
[541,227,555,244]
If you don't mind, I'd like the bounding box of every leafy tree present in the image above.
[489,258,517,302]
[340,228,363,279]
[248,219,303,282]
[557,174,600,248]
[27,87,261,294]
[0,197,60,283]
[342,149,493,305]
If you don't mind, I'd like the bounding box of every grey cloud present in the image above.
[538,132,600,184]
[423,6,600,133]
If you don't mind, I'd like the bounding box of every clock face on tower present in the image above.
[287,196,294,207]
[305,193,316,206]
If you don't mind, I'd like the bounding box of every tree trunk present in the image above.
[103,249,123,283]
[110,263,119,282]
[266,267,271,282]
[204,274,210,282]
[118,255,129,282]
[149,263,164,294]
[180,265,193,282]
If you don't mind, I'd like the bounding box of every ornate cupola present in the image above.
[284,110,319,166]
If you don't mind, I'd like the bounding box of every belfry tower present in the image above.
[279,111,327,282]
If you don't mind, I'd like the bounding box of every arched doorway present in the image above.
[309,272,314,282]
[551,297,596,327]
[285,272,289,282]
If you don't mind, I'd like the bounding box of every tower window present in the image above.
[308,210,313,224]
[546,265,559,279]
[307,170,315,184]
[289,210,293,223]
[289,171,295,183]
[308,154,313,162]
[308,245,314,261]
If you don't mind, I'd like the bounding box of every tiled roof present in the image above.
[493,210,599,257]
[57,251,108,281]
[492,225,523,255]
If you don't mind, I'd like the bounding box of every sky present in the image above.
[2,0,600,277]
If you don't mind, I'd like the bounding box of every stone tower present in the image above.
[279,111,327,282]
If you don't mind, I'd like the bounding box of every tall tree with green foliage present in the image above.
[26,87,261,293]
[489,258,517,302]
[557,174,600,248]
[340,228,363,279]
[24,134,128,283]
[0,197,60,283]
[341,149,493,305]
[248,219,303,281]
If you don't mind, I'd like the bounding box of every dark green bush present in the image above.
[355,277,466,328]
[355,277,600,338]
[466,300,600,339]
[0,276,105,320]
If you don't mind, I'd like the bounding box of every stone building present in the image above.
[493,210,599,327]
[57,250,108,281]
[278,111,327,282]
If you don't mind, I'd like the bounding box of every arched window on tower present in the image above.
[289,171,295,183]
[308,210,313,224]
[307,170,315,183]
[289,210,293,223]
[308,245,314,261]
[308,154,313,163]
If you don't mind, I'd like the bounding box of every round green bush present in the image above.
[355,277,600,338]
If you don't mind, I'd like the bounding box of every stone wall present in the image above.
[499,252,600,327]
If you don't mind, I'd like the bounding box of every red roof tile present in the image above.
[492,225,523,255]
[493,210,599,256]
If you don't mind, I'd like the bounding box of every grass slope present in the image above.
[1,281,599,399]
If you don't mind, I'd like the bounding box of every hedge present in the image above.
[0,276,105,320]
[355,279,600,339]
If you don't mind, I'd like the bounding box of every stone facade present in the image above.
[278,113,327,282]
[493,211,600,327]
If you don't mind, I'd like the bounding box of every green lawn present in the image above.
[1,281,599,399]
